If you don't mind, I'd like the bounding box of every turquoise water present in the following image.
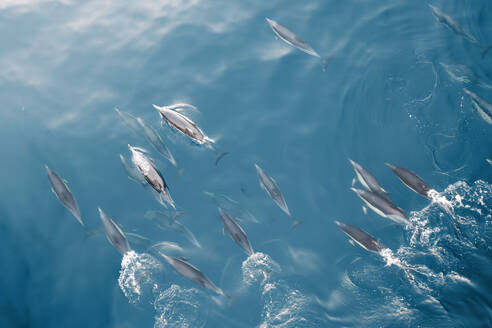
[1,1,491,327]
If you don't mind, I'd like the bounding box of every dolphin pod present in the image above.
[159,252,224,296]
[45,165,84,227]
[98,208,131,255]
[218,207,254,256]
[335,221,384,254]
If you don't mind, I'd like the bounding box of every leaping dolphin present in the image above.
[218,208,254,256]
[335,221,383,253]
[98,208,131,255]
[255,163,301,228]
[45,165,83,227]
[351,188,410,226]
[128,145,175,209]
[159,252,224,296]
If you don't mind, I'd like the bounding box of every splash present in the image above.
[118,251,163,304]
[241,252,281,286]
[153,284,207,328]
[241,252,327,327]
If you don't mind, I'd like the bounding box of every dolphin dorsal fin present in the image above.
[132,146,150,154]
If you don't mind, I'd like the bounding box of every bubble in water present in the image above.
[153,284,208,328]
[118,251,163,303]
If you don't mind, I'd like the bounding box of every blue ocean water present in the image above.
[0,0,491,327]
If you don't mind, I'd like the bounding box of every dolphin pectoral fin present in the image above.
[482,44,492,58]
[222,227,225,235]
[351,177,357,186]
[362,206,367,215]
[348,239,355,246]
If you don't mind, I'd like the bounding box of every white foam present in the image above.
[118,251,163,304]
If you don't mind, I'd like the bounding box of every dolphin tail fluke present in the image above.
[321,56,333,72]
[215,152,230,166]
[290,218,303,230]
[84,228,100,240]
[482,44,492,58]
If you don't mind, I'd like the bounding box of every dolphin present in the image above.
[348,159,389,199]
[385,163,431,199]
[218,208,254,256]
[428,4,478,44]
[153,104,228,163]
[265,17,320,58]
[428,5,491,57]
[335,221,383,253]
[351,188,410,226]
[136,117,177,167]
[254,163,301,228]
[203,191,259,223]
[153,104,212,146]
[385,163,456,218]
[114,108,144,137]
[144,210,201,248]
[98,208,131,255]
[128,145,175,209]
[45,165,83,227]
[464,88,492,124]
[159,252,224,296]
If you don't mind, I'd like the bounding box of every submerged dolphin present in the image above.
[136,117,177,167]
[98,208,131,255]
[114,108,144,137]
[351,188,410,226]
[144,210,201,248]
[218,208,254,256]
[203,191,259,223]
[128,145,175,209]
[255,164,301,228]
[159,252,224,296]
[348,159,389,199]
[335,221,383,253]
[464,88,492,124]
[265,17,321,58]
[428,5,491,57]
[45,165,83,227]
[385,164,430,199]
